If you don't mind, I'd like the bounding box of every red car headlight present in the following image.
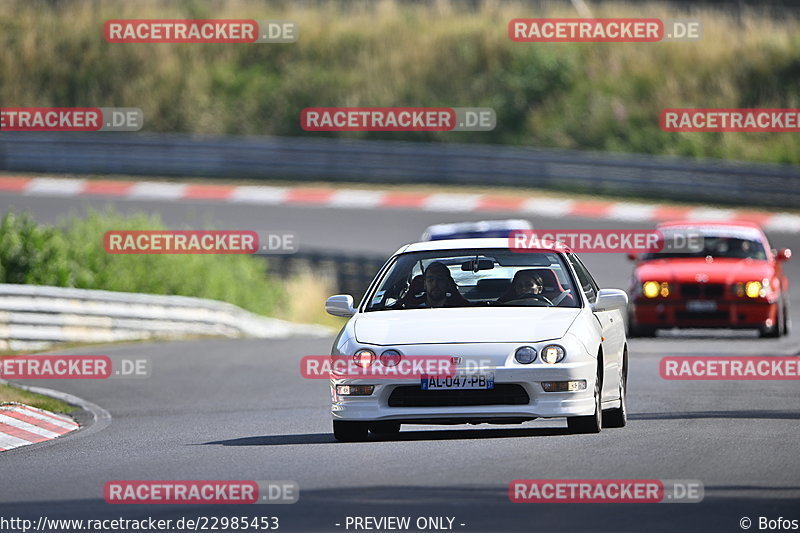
[734,279,770,298]
[642,281,670,298]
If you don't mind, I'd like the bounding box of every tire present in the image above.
[333,420,369,442]
[627,324,656,338]
[603,348,628,429]
[783,301,791,335]
[368,421,401,436]
[759,301,784,338]
[567,365,602,434]
[627,311,656,338]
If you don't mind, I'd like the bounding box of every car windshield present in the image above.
[640,235,767,260]
[364,248,579,311]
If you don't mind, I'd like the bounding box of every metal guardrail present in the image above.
[1,132,799,208]
[0,284,330,351]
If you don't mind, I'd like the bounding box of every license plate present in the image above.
[420,374,495,390]
[686,300,717,312]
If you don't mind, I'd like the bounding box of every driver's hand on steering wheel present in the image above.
[518,292,553,304]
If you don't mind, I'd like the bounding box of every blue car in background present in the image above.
[421,219,533,241]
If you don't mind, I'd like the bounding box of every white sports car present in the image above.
[325,238,629,441]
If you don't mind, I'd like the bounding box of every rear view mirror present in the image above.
[461,258,494,271]
[626,253,638,262]
[326,294,356,317]
[592,289,629,312]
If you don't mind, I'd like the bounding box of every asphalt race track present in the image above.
[1,191,798,533]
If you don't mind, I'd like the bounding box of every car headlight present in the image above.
[514,346,537,364]
[379,349,402,367]
[744,280,767,298]
[642,281,669,298]
[353,349,376,368]
[541,345,566,364]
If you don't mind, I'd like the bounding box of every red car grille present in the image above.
[679,283,726,299]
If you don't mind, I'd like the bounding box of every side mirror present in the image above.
[592,289,629,312]
[326,294,357,318]
[626,253,638,262]
[775,248,792,262]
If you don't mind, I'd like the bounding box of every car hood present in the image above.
[635,258,773,284]
[353,307,581,345]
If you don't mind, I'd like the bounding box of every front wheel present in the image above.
[627,310,656,338]
[759,301,785,338]
[603,348,628,428]
[333,420,369,442]
[783,301,791,335]
[567,368,602,434]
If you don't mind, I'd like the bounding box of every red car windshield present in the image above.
[641,236,767,260]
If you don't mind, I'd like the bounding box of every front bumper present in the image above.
[630,299,777,328]
[331,361,598,422]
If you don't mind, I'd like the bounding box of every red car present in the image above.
[627,221,791,337]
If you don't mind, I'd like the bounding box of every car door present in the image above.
[567,253,622,402]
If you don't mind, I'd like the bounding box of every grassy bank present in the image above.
[0,210,284,316]
[0,384,77,413]
[1,0,798,164]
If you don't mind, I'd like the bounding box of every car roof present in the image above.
[421,219,532,240]
[656,220,767,241]
[393,237,569,255]
[657,220,762,230]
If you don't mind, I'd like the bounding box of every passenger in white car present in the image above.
[396,262,471,308]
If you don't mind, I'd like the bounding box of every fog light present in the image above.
[659,282,670,297]
[541,380,586,392]
[734,283,745,297]
[336,385,374,396]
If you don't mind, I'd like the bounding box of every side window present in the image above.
[567,254,598,304]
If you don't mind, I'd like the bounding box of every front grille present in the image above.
[675,311,729,321]
[388,384,530,407]
[680,283,725,299]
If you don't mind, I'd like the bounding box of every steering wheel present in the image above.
[503,294,553,306]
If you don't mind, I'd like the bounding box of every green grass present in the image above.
[0,209,285,316]
[0,384,77,414]
[0,0,799,164]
